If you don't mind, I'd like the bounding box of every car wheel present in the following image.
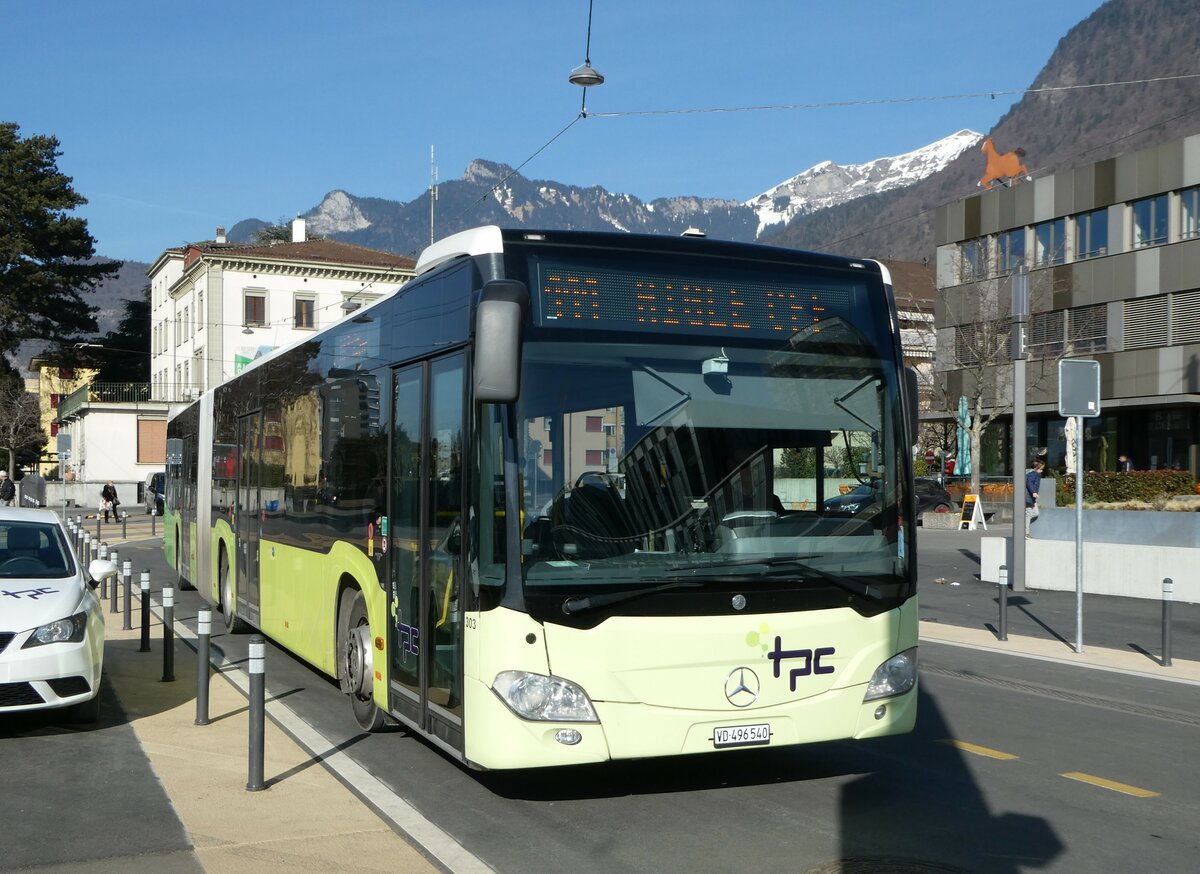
[340,589,386,732]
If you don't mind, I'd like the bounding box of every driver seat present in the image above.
[4,526,43,561]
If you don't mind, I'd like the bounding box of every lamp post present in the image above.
[1010,267,1029,593]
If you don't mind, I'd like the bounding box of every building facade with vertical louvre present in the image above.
[933,132,1200,478]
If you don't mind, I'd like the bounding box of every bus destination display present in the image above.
[536,261,854,337]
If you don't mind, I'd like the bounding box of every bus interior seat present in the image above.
[550,480,637,559]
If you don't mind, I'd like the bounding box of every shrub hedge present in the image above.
[1055,470,1195,506]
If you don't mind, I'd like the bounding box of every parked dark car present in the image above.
[820,477,954,524]
[913,477,955,520]
[144,471,165,515]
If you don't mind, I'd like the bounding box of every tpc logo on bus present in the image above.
[767,636,835,691]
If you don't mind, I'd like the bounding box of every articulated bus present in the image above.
[164,227,921,770]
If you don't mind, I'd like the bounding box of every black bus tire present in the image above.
[340,589,385,732]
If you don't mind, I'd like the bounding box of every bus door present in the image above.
[388,356,465,751]
[235,411,263,626]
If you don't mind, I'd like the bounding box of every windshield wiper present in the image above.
[666,556,883,601]
[562,580,704,615]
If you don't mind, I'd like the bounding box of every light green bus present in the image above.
[166,226,920,769]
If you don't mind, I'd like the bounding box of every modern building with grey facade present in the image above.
[933,131,1200,479]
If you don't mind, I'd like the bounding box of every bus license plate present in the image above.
[713,723,771,748]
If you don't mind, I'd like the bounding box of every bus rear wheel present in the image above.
[219,549,250,634]
[340,590,385,731]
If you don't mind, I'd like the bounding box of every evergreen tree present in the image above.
[0,122,120,361]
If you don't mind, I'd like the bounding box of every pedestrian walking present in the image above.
[1024,460,1045,539]
[100,480,120,522]
[1118,454,1134,472]
[0,471,14,507]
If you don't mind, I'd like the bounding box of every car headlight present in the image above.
[22,612,88,648]
[492,670,599,722]
[863,647,917,701]
[841,502,862,513]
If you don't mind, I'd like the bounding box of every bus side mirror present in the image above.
[474,280,529,404]
[904,367,920,448]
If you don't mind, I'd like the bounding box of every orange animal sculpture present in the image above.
[978,137,1031,189]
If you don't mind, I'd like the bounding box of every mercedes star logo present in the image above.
[724,666,760,707]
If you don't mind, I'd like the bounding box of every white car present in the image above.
[0,509,117,723]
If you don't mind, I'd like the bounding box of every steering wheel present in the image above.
[0,556,48,573]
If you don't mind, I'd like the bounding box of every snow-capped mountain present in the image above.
[745,129,982,236]
[229,130,981,261]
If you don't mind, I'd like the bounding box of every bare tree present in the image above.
[0,381,45,478]
[917,248,1060,495]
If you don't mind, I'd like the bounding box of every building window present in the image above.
[294,295,316,330]
[1033,218,1065,266]
[1181,186,1200,241]
[1171,289,1200,345]
[585,415,603,432]
[1075,208,1108,259]
[1124,296,1169,349]
[197,290,204,330]
[57,367,75,379]
[997,228,1025,273]
[1068,304,1106,354]
[50,393,59,409]
[1131,194,1168,248]
[1027,310,1065,359]
[542,448,553,466]
[585,449,604,467]
[244,291,266,326]
[959,238,988,281]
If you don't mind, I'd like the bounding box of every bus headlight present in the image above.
[492,671,599,722]
[863,647,917,701]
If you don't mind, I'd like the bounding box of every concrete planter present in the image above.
[981,507,1199,604]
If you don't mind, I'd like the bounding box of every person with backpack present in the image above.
[0,471,15,507]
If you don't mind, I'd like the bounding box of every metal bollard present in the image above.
[96,541,108,598]
[162,585,175,682]
[122,511,128,539]
[122,559,133,631]
[195,607,212,726]
[1162,578,1174,667]
[247,635,266,791]
[81,532,90,568]
[151,508,157,538]
[95,513,100,541]
[998,564,1009,641]
[139,571,152,652]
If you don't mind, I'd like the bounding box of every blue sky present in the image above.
[2,0,1105,262]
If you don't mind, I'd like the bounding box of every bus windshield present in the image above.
[512,318,912,622]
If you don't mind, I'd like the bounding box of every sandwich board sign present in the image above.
[959,494,986,530]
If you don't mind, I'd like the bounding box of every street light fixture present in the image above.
[568,62,604,88]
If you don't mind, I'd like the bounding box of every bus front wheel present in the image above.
[340,590,385,732]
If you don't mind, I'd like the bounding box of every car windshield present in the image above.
[502,323,911,618]
[0,521,74,579]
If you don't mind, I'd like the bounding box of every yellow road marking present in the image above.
[939,739,1018,760]
[1060,772,1160,798]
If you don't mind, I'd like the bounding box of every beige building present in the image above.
[147,220,416,402]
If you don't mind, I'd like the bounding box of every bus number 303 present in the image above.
[713,723,771,748]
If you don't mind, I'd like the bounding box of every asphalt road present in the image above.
[3,526,1198,873]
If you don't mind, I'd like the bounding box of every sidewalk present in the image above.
[103,599,440,874]
[919,620,1200,684]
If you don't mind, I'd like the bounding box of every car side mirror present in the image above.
[88,558,119,590]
